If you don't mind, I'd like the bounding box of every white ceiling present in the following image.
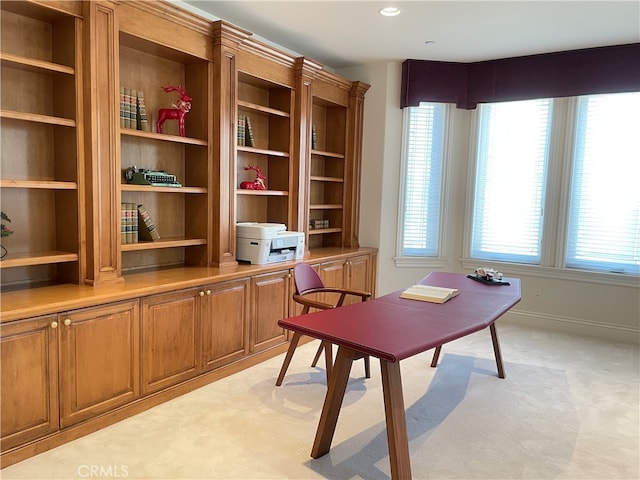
[180,1,640,70]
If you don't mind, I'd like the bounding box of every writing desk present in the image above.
[277,272,521,480]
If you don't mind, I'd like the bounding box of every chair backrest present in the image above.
[293,263,324,295]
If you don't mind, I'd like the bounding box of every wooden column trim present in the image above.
[294,57,322,254]
[345,81,370,248]
[211,22,251,268]
[82,0,123,285]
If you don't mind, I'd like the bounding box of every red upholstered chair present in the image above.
[275,262,371,386]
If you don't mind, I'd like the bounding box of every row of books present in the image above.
[312,124,317,150]
[121,203,160,244]
[235,115,318,150]
[310,219,330,229]
[237,114,255,147]
[120,87,150,131]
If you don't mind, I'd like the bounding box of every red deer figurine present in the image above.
[156,84,192,137]
[240,165,266,190]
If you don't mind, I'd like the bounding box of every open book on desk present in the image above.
[400,284,460,304]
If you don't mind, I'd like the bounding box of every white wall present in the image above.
[339,62,640,343]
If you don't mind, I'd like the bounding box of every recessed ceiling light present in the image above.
[379,7,401,17]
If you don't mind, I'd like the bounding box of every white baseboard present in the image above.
[502,309,640,344]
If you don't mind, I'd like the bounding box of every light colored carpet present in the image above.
[2,323,638,480]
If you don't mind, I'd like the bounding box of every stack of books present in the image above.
[120,87,150,131]
[120,203,160,243]
[236,113,255,147]
[120,202,138,244]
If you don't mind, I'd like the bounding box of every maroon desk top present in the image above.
[278,272,521,363]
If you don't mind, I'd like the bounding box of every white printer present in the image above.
[236,222,304,265]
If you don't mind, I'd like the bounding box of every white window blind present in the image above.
[400,103,446,256]
[471,99,552,263]
[566,92,640,274]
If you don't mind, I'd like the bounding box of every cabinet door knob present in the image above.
[64,318,72,326]
[199,291,205,297]
[51,321,59,329]
[206,290,211,295]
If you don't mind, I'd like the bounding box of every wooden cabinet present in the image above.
[235,71,295,230]
[201,279,250,371]
[1,300,139,449]
[1,315,59,451]
[0,1,83,288]
[141,278,251,390]
[0,250,376,466]
[0,0,373,467]
[308,75,369,250]
[250,269,291,352]
[59,300,140,427]
[317,254,373,306]
[309,98,347,248]
[0,1,368,291]
[117,3,212,273]
[141,289,200,395]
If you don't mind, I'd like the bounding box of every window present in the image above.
[398,103,447,257]
[566,92,640,274]
[470,99,552,264]
[465,92,639,277]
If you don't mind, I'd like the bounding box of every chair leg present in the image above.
[363,355,371,378]
[430,345,442,367]
[276,331,303,386]
[310,342,324,367]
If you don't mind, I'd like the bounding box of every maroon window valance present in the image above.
[401,43,640,109]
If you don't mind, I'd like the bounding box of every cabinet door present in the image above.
[345,255,371,304]
[59,300,139,428]
[141,289,200,395]
[250,270,290,352]
[317,255,371,306]
[201,279,250,372]
[317,259,347,307]
[1,315,59,451]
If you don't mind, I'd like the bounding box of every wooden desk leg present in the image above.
[311,346,355,458]
[489,323,505,379]
[381,360,412,480]
[430,345,442,367]
[324,342,333,383]
[275,331,302,386]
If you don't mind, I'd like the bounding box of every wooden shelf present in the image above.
[310,176,344,183]
[121,237,207,251]
[310,204,343,210]
[309,228,342,235]
[238,100,289,118]
[237,145,289,158]
[121,128,207,146]
[121,184,206,194]
[0,109,75,127]
[0,180,77,190]
[236,189,288,196]
[311,149,345,159]
[0,52,74,75]
[0,251,78,268]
